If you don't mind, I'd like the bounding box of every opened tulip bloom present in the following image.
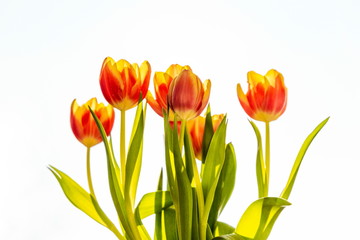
[237,69,287,122]
[70,98,115,148]
[147,64,191,119]
[100,57,151,111]
[168,69,211,121]
[187,114,224,160]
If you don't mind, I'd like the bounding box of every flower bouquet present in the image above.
[49,57,328,240]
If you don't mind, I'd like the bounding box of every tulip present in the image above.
[146,64,191,119]
[70,98,115,148]
[187,114,224,160]
[168,69,211,121]
[100,57,151,111]
[236,69,287,122]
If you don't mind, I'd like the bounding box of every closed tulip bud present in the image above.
[100,57,151,111]
[147,64,191,120]
[237,69,287,122]
[70,98,115,148]
[168,69,211,121]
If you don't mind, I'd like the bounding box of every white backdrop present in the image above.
[1,0,359,239]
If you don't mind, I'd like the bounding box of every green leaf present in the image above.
[49,166,107,226]
[164,113,193,240]
[135,191,173,220]
[48,166,123,239]
[213,233,250,240]
[208,143,236,230]
[213,221,235,237]
[235,197,291,240]
[202,106,215,163]
[201,116,227,199]
[201,116,227,238]
[249,121,266,198]
[125,101,146,206]
[162,208,179,240]
[280,117,329,200]
[155,169,163,240]
[89,108,135,239]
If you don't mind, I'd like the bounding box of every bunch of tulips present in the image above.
[49,57,328,240]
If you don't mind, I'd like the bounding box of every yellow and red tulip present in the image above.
[100,57,151,111]
[168,69,211,121]
[237,69,287,122]
[187,114,224,160]
[146,64,191,119]
[70,98,115,148]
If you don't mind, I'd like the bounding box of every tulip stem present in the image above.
[265,121,270,196]
[120,110,126,187]
[86,147,96,199]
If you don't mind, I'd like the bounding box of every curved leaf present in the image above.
[48,166,123,239]
[235,197,291,240]
[281,117,329,199]
[208,143,236,230]
[135,191,173,220]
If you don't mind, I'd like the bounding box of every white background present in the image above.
[1,0,359,239]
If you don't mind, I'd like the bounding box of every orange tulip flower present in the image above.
[146,64,191,119]
[168,69,211,121]
[187,114,224,160]
[237,69,287,122]
[70,98,115,148]
[100,57,151,111]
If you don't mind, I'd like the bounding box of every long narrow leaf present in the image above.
[49,166,123,239]
[208,143,236,230]
[135,191,173,220]
[89,108,134,239]
[235,197,291,240]
[280,117,329,199]
[49,166,107,226]
[249,121,266,198]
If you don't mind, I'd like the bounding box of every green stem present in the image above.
[265,121,270,197]
[86,147,96,199]
[120,110,126,187]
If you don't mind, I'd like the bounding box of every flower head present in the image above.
[146,64,191,120]
[237,69,287,122]
[187,114,224,160]
[168,69,211,121]
[70,98,115,148]
[100,57,151,111]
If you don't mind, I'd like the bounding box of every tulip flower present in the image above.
[100,57,151,111]
[168,69,211,121]
[236,69,287,122]
[70,97,115,199]
[70,98,115,148]
[187,114,224,160]
[147,64,191,119]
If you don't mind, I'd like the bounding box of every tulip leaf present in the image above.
[202,106,214,163]
[135,190,173,220]
[125,100,145,206]
[208,143,236,230]
[213,233,251,240]
[164,113,193,240]
[235,197,291,240]
[280,117,329,200]
[213,221,235,237]
[201,117,227,237]
[154,169,163,240]
[89,108,135,239]
[201,116,227,198]
[249,121,266,198]
[48,166,123,239]
[162,208,179,240]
